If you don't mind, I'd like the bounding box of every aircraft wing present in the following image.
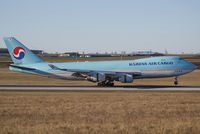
[48,64,142,77]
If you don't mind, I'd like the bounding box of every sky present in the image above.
[0,0,200,54]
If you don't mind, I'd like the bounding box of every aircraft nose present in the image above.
[193,64,197,70]
[190,62,197,70]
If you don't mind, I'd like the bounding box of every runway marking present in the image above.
[0,85,200,91]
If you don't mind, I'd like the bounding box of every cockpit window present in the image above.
[179,58,183,60]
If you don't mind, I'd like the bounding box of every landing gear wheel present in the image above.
[106,82,114,87]
[97,81,114,87]
[97,82,106,87]
[174,81,178,85]
[97,83,101,87]
[174,76,178,85]
[109,83,114,87]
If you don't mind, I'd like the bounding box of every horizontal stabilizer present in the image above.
[9,64,36,71]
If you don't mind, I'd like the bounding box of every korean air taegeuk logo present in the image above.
[13,47,26,60]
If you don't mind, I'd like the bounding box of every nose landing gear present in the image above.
[174,76,178,85]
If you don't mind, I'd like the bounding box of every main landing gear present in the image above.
[174,76,178,85]
[97,81,114,87]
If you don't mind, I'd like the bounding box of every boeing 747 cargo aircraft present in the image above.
[4,37,197,86]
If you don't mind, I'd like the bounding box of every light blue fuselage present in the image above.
[10,56,197,80]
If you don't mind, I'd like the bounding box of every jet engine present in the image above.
[87,73,106,82]
[118,74,133,83]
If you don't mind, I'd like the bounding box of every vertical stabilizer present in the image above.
[3,37,44,65]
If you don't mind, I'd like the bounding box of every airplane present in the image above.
[3,37,197,87]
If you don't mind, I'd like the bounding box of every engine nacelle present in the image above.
[87,73,106,82]
[119,74,133,83]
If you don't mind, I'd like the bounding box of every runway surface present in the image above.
[0,85,200,90]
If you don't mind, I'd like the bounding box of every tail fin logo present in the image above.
[13,47,26,60]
